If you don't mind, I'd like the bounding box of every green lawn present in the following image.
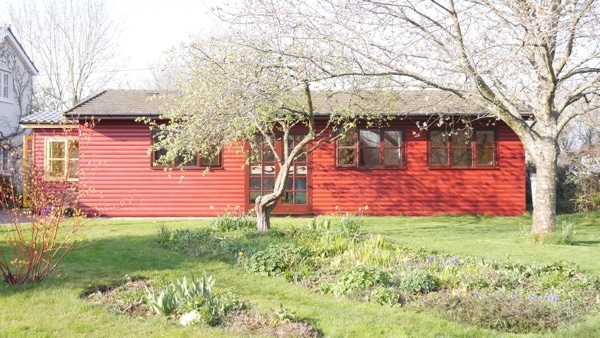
[1,212,599,337]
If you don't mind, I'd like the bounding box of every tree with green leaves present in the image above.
[151,34,390,231]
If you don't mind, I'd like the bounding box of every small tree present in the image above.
[150,35,388,231]
[0,165,85,284]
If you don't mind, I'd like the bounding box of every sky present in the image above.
[0,0,223,88]
[108,0,222,87]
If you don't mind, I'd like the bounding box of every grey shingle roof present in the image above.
[64,89,175,118]
[20,110,72,125]
[63,88,489,120]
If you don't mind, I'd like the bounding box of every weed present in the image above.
[211,211,256,232]
[527,221,577,245]
[370,287,401,307]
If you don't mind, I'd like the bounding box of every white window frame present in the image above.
[0,70,9,100]
[44,138,79,181]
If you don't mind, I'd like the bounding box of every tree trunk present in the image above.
[531,144,558,235]
[255,195,276,232]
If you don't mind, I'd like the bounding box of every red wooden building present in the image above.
[21,89,526,217]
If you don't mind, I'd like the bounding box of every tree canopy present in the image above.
[211,0,600,234]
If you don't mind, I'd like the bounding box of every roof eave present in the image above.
[2,27,39,76]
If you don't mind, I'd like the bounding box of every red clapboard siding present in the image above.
[29,118,525,217]
[310,120,525,216]
[76,120,246,216]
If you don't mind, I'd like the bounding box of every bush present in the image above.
[238,243,312,281]
[0,166,85,284]
[370,287,401,307]
[400,269,439,294]
[329,266,391,297]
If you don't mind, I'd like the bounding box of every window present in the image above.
[45,138,79,180]
[151,129,221,168]
[0,71,9,99]
[1,145,10,174]
[336,129,405,168]
[429,129,497,168]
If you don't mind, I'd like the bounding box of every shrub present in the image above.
[370,287,401,307]
[330,266,391,297]
[0,166,86,284]
[238,243,312,281]
[400,269,439,294]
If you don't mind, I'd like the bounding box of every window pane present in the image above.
[452,149,472,166]
[249,192,261,204]
[68,140,79,159]
[263,149,275,162]
[295,152,306,162]
[249,178,261,190]
[176,153,198,166]
[49,159,64,177]
[431,131,447,147]
[384,131,402,147]
[68,159,79,178]
[384,149,402,165]
[337,149,355,165]
[263,178,274,190]
[282,192,293,204]
[452,130,472,145]
[476,148,494,165]
[476,131,494,148]
[285,178,293,190]
[153,148,166,164]
[295,178,306,190]
[431,149,448,165]
[50,141,65,158]
[295,192,307,204]
[361,148,380,166]
[338,130,356,146]
[200,154,220,166]
[359,130,379,148]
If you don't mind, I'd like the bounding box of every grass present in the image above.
[1,212,599,337]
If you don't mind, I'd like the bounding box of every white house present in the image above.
[0,25,38,177]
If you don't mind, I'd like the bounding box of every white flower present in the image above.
[179,310,200,327]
